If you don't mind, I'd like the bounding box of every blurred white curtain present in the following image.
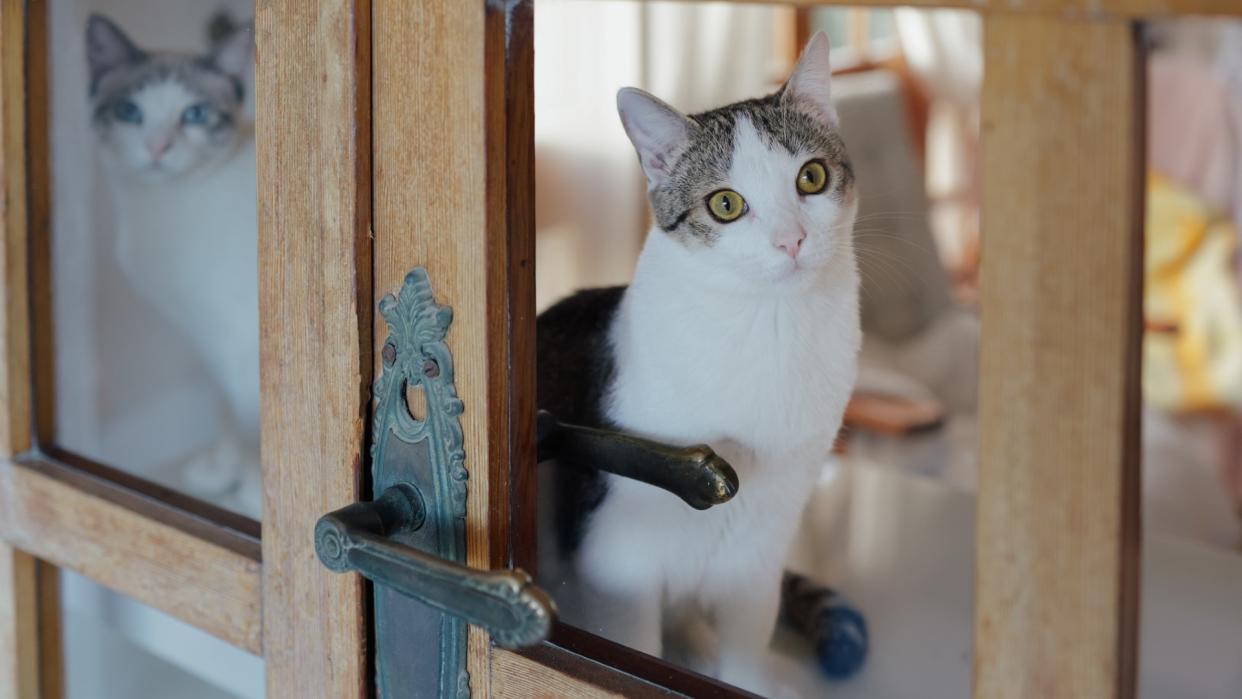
[534,1,776,309]
[893,9,979,107]
[893,9,980,267]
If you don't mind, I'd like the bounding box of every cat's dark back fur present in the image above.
[536,285,626,556]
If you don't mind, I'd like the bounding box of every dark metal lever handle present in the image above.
[315,484,555,650]
[536,410,739,510]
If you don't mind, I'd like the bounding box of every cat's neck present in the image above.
[610,227,860,454]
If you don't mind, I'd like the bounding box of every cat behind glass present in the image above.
[537,34,860,697]
[86,14,260,516]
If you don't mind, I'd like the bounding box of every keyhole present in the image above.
[404,380,427,422]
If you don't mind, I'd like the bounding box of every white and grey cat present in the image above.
[86,14,261,517]
[537,34,860,696]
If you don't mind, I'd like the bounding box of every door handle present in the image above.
[314,412,739,652]
[318,268,743,695]
[537,411,738,510]
[316,483,554,650]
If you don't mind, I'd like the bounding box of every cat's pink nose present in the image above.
[146,138,172,160]
[775,233,805,259]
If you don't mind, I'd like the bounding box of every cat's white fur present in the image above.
[549,34,860,696]
[90,18,260,516]
[103,122,260,517]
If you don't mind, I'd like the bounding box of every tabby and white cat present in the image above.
[537,34,859,696]
[86,14,260,517]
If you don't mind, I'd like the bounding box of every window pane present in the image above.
[62,570,263,699]
[1141,18,1242,698]
[45,0,260,518]
[533,4,980,694]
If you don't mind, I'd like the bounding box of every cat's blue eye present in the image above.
[181,104,213,126]
[111,100,142,124]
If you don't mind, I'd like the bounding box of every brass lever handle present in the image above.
[536,411,739,510]
[315,484,555,650]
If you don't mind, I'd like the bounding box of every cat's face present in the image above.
[618,33,856,287]
[86,14,252,180]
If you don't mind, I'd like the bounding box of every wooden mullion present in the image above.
[0,457,261,654]
[0,4,58,697]
[33,560,58,699]
[0,550,61,699]
[25,0,51,447]
[1,0,31,458]
[256,0,373,696]
[974,15,1143,699]
[371,0,521,691]
[0,544,37,699]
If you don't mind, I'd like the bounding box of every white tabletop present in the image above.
[772,463,1242,699]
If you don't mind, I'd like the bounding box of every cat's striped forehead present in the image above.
[91,53,242,117]
[651,91,853,243]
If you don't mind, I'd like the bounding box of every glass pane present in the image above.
[46,0,260,518]
[63,570,263,699]
[533,4,980,695]
[1140,18,1242,698]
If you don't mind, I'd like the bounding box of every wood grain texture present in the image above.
[0,458,261,653]
[25,0,53,446]
[372,0,535,691]
[0,544,36,699]
[605,0,1242,18]
[975,15,1142,699]
[255,1,372,697]
[0,550,59,699]
[0,0,32,458]
[500,0,541,581]
[33,561,58,699]
[0,8,58,697]
[492,649,624,699]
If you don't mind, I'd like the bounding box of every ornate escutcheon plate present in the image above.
[372,268,470,699]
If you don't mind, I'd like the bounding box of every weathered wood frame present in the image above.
[1,0,375,696]
[0,0,1231,697]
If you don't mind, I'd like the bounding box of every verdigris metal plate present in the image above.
[372,268,469,699]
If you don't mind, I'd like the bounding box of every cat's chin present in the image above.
[103,146,226,183]
[119,159,212,184]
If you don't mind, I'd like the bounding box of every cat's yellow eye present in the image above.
[797,160,829,195]
[706,189,747,223]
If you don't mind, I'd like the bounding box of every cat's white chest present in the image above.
[102,139,261,439]
[108,140,258,350]
[582,245,860,604]
[607,269,859,458]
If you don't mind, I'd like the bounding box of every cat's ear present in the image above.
[617,87,695,187]
[782,32,838,128]
[208,21,254,83]
[86,15,143,84]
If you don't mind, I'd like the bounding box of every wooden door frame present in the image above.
[0,0,374,696]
